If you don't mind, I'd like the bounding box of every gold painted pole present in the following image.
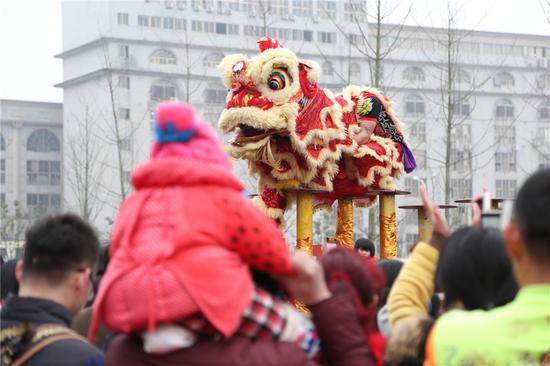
[335,199,354,249]
[418,207,433,243]
[296,191,313,255]
[379,193,397,259]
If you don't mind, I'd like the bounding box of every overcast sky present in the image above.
[0,0,548,103]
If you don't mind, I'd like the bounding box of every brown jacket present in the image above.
[105,290,375,366]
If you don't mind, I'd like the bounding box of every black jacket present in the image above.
[1,296,103,366]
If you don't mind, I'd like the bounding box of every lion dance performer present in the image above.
[218,37,416,224]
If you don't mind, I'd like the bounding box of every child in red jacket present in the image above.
[90,102,318,357]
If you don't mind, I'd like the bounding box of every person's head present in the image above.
[377,259,404,306]
[384,314,434,366]
[437,227,518,311]
[355,238,375,258]
[321,248,386,365]
[505,168,550,286]
[16,214,99,314]
[151,101,230,168]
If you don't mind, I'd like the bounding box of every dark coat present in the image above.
[1,296,103,366]
[105,289,376,366]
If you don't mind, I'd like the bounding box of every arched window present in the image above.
[404,94,425,115]
[402,66,425,82]
[203,52,224,68]
[0,134,5,151]
[150,49,177,65]
[204,83,227,104]
[493,72,515,88]
[27,129,60,152]
[456,69,470,84]
[349,63,361,78]
[536,74,550,90]
[495,99,514,119]
[322,61,334,76]
[538,101,550,121]
[150,80,178,101]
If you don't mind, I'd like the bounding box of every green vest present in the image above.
[431,285,550,365]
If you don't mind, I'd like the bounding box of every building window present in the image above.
[496,180,516,198]
[318,1,336,18]
[119,108,130,120]
[203,52,224,68]
[322,61,333,76]
[452,124,471,146]
[343,1,365,21]
[175,18,186,30]
[0,134,5,151]
[495,99,514,119]
[120,138,132,151]
[27,129,60,152]
[118,75,130,89]
[150,80,178,101]
[495,151,516,172]
[151,16,162,27]
[26,160,61,185]
[450,179,472,198]
[456,69,470,84]
[123,170,132,183]
[410,123,426,143]
[292,0,313,16]
[536,74,550,90]
[349,63,361,79]
[150,49,177,65]
[453,99,471,117]
[117,12,129,25]
[0,159,5,185]
[538,101,550,121]
[405,94,425,116]
[118,44,129,59]
[138,15,150,26]
[403,66,425,82]
[318,31,336,43]
[494,125,515,146]
[493,72,514,87]
[204,83,227,104]
[27,194,61,217]
[536,127,550,145]
[539,153,550,169]
[163,17,175,29]
[451,149,471,173]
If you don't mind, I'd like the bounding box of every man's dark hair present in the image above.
[437,227,518,311]
[513,168,550,264]
[23,214,99,283]
[354,238,375,257]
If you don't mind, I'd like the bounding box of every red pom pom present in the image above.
[257,37,284,52]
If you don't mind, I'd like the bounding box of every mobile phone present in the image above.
[481,212,501,229]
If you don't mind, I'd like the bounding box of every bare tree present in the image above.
[66,105,105,222]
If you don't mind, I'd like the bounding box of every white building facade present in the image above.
[58,1,550,251]
[0,100,63,242]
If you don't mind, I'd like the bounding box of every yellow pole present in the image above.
[379,193,397,259]
[418,207,433,243]
[335,199,354,249]
[296,191,313,255]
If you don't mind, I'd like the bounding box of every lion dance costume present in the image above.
[218,37,416,224]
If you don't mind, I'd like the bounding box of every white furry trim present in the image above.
[218,103,299,133]
[218,54,249,88]
[299,59,320,83]
[379,176,397,190]
[252,196,285,223]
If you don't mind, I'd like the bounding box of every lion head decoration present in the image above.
[218,37,416,224]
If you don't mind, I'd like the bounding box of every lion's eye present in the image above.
[232,61,245,73]
[267,69,290,91]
